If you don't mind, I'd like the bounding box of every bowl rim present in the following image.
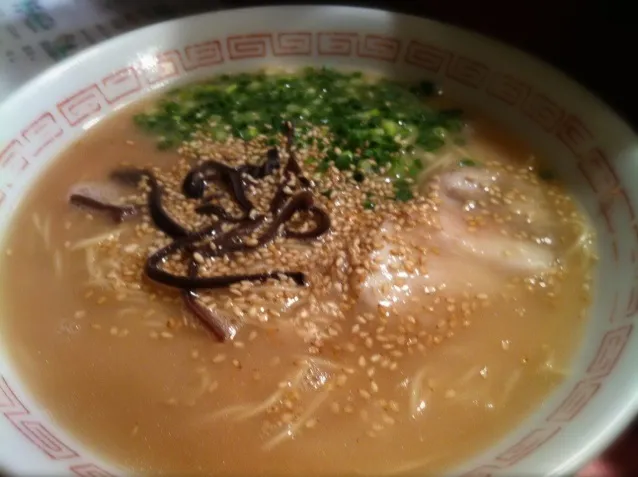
[1,5,637,476]
[3,4,636,142]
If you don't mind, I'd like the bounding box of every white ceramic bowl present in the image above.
[1,6,637,476]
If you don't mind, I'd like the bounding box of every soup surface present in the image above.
[0,68,595,475]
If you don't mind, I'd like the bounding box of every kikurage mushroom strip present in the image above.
[69,194,141,224]
[68,122,330,341]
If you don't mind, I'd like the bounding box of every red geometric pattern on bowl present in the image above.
[0,139,29,177]
[70,463,116,477]
[485,73,530,106]
[101,67,143,103]
[317,32,358,56]
[578,148,619,197]
[555,115,594,155]
[446,56,489,88]
[495,427,562,466]
[228,33,312,59]
[547,381,603,423]
[587,325,633,377]
[521,92,564,132]
[0,29,635,475]
[21,113,64,157]
[317,32,401,62]
[182,41,225,70]
[459,427,562,477]
[0,379,78,460]
[358,35,402,63]
[57,85,109,126]
[403,40,452,73]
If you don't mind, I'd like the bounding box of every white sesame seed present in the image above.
[382,414,395,425]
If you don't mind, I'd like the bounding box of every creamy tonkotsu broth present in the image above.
[0,68,596,476]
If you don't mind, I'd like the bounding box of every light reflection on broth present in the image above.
[0,70,595,475]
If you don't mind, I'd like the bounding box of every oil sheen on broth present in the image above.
[0,69,595,476]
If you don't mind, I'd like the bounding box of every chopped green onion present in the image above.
[459,158,479,167]
[394,178,414,202]
[133,67,465,201]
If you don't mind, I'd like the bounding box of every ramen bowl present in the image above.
[0,6,637,476]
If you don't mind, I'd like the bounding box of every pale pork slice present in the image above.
[357,168,557,323]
